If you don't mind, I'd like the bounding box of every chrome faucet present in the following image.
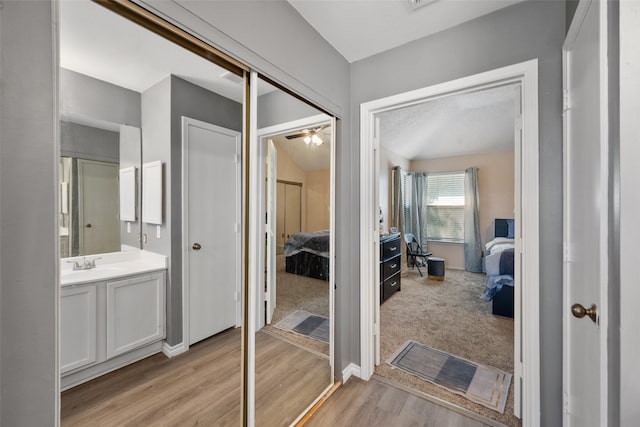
[66,257,101,271]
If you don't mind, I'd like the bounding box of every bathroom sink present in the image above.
[60,251,168,286]
[61,267,125,285]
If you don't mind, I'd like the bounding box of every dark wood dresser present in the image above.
[380,233,401,303]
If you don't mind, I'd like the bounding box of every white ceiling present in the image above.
[378,84,517,160]
[269,127,332,171]
[59,0,257,102]
[287,0,525,63]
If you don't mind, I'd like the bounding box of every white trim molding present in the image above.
[359,59,540,427]
[341,363,362,384]
[162,341,188,358]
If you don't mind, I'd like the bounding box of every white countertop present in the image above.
[61,250,168,286]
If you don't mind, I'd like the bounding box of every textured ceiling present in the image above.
[378,84,517,160]
[287,0,525,62]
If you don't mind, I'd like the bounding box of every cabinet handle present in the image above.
[389,246,397,251]
[390,263,397,269]
[390,281,398,287]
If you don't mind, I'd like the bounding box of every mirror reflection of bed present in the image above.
[254,78,334,425]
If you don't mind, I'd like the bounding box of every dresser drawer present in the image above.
[382,272,401,301]
[381,237,401,261]
[381,255,401,282]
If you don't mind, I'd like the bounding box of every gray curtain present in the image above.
[464,167,483,272]
[394,168,428,251]
[410,172,428,250]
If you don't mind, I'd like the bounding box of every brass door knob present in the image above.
[571,303,597,323]
[192,243,201,250]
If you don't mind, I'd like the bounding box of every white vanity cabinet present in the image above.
[106,273,165,358]
[60,285,97,374]
[60,269,166,390]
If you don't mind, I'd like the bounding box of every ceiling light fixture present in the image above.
[303,133,323,146]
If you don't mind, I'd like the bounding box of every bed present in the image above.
[480,218,515,318]
[284,230,330,281]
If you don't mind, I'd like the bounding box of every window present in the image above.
[426,171,465,242]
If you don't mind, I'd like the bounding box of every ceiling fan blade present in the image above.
[285,132,307,140]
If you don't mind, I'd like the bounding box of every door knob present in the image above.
[86,223,92,228]
[192,243,201,250]
[571,303,597,323]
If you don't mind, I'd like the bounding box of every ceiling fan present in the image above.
[284,124,330,146]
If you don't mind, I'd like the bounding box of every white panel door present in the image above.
[78,159,120,255]
[106,272,165,358]
[563,1,608,424]
[60,285,97,373]
[184,117,241,345]
[266,140,277,324]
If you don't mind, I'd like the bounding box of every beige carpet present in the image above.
[261,255,330,355]
[377,268,521,427]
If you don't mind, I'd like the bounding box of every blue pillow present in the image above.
[507,219,515,239]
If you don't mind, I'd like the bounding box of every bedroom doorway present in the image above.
[359,60,540,427]
[375,85,519,426]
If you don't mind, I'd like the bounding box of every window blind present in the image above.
[426,172,465,242]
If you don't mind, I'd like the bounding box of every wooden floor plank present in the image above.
[62,329,331,427]
[306,378,490,427]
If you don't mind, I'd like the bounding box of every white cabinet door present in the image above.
[106,272,165,358]
[60,285,97,374]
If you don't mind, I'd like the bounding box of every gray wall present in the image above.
[257,88,322,129]
[141,77,172,256]
[60,68,141,127]
[350,1,565,424]
[60,121,119,163]
[0,1,57,425]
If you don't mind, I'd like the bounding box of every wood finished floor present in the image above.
[61,328,330,426]
[306,377,492,427]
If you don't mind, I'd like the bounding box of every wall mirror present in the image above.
[253,77,335,424]
[58,64,142,257]
[58,1,250,424]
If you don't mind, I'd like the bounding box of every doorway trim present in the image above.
[181,116,243,352]
[359,59,540,426]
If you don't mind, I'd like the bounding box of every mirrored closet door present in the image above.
[251,77,336,425]
[58,1,247,425]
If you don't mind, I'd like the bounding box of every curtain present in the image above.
[464,167,483,272]
[393,167,428,251]
[410,172,428,250]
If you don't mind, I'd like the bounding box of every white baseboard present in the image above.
[342,363,361,384]
[162,341,188,358]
